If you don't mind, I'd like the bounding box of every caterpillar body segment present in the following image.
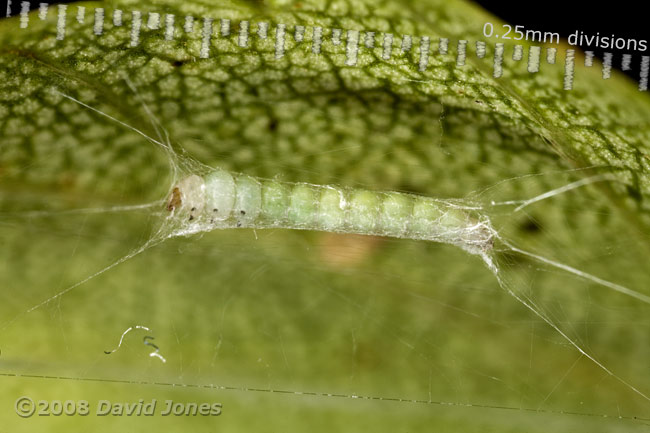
[166,169,495,256]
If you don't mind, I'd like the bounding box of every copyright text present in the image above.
[15,397,222,418]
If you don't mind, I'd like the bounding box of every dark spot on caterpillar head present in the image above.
[189,215,194,221]
[268,118,278,131]
[172,60,187,67]
[237,222,242,227]
[213,208,218,212]
[191,207,196,212]
[166,187,182,211]
[240,210,246,215]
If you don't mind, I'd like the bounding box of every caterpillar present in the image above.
[34,84,650,406]
[48,87,495,260]
[166,170,496,258]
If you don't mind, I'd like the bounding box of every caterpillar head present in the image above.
[166,174,206,221]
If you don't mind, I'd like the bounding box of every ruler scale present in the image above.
[10,4,648,92]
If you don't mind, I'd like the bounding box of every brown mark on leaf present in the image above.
[319,233,383,268]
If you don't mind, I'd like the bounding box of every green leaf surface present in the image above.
[1,0,650,431]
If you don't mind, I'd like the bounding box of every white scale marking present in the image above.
[456,40,467,67]
[438,37,448,55]
[257,22,268,39]
[200,17,213,58]
[184,15,194,33]
[220,19,230,36]
[294,25,305,42]
[419,36,430,71]
[5,0,11,18]
[621,54,632,71]
[365,31,375,49]
[76,6,85,24]
[493,42,504,78]
[476,41,486,58]
[584,51,594,67]
[563,49,575,90]
[147,12,160,30]
[239,20,249,47]
[345,30,359,66]
[94,8,104,35]
[130,11,141,47]
[38,2,47,20]
[19,1,30,28]
[113,10,123,27]
[512,44,523,61]
[602,52,612,79]
[527,46,541,73]
[382,33,393,60]
[56,4,67,40]
[332,28,341,45]
[164,14,174,40]
[312,26,322,53]
[639,56,649,91]
[275,24,286,59]
[401,35,412,52]
[546,47,557,64]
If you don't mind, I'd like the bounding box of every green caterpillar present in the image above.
[166,169,495,257]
